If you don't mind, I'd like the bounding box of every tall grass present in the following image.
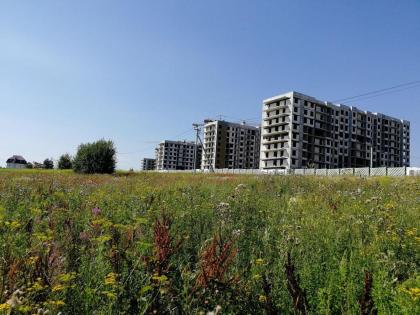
[0,171,418,314]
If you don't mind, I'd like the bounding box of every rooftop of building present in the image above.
[263,91,409,124]
[158,140,200,146]
[204,119,260,129]
[6,155,27,164]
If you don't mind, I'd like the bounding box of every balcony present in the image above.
[261,144,289,152]
[263,118,291,128]
[263,111,291,121]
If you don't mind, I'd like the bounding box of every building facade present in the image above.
[6,155,28,169]
[202,120,260,170]
[141,158,156,170]
[260,91,410,170]
[155,140,202,170]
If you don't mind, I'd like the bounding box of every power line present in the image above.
[334,83,420,104]
[117,127,195,155]
[332,80,420,103]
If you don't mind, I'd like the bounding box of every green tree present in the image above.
[58,153,73,169]
[73,139,116,174]
[43,158,54,169]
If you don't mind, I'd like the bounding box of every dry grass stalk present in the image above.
[285,252,308,315]
[358,271,377,315]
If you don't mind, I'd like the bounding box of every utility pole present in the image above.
[370,145,373,168]
[193,124,201,172]
[193,122,215,173]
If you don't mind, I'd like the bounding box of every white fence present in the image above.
[154,166,420,177]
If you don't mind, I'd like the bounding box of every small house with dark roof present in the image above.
[6,155,28,169]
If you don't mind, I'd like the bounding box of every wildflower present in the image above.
[253,274,261,280]
[94,235,112,243]
[232,229,241,237]
[152,273,168,283]
[92,207,101,215]
[9,221,21,229]
[104,272,117,286]
[140,285,152,295]
[258,295,267,302]
[57,272,76,283]
[406,228,417,237]
[28,256,39,265]
[52,284,66,292]
[47,300,65,307]
[288,197,298,207]
[206,305,222,315]
[217,202,230,209]
[102,290,117,300]
[91,219,113,228]
[215,202,231,223]
[0,303,10,310]
[255,258,264,265]
[31,279,45,292]
[401,287,420,300]
[234,184,247,193]
[16,305,32,312]
[159,288,167,295]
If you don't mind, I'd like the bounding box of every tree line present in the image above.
[26,139,116,174]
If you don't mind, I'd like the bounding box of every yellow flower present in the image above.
[52,284,66,292]
[9,221,21,229]
[47,300,65,307]
[31,278,45,291]
[258,295,267,302]
[104,272,117,286]
[57,272,76,283]
[405,287,420,300]
[152,273,168,283]
[253,274,261,280]
[255,258,264,265]
[95,235,112,243]
[0,303,11,310]
[91,218,113,228]
[27,256,39,265]
[406,228,417,237]
[33,232,53,242]
[102,290,117,300]
[16,305,32,312]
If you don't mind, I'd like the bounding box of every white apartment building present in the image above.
[260,91,410,169]
[202,120,260,170]
[155,140,202,170]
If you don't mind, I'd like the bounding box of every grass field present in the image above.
[0,170,419,314]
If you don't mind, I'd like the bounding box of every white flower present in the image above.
[232,229,242,237]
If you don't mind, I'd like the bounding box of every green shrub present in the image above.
[73,139,116,174]
[43,158,54,169]
[58,153,73,170]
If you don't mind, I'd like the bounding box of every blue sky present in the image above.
[1,0,419,169]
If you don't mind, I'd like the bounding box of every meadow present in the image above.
[0,170,419,314]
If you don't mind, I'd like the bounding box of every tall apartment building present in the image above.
[155,140,202,170]
[201,119,260,170]
[141,158,156,170]
[260,91,410,170]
